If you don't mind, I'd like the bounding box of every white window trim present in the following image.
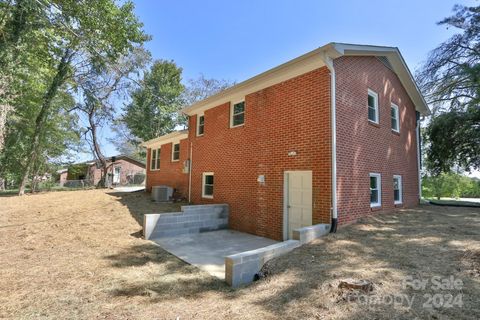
[171,142,180,162]
[393,175,403,204]
[202,172,214,199]
[150,148,160,171]
[230,100,245,128]
[367,89,379,124]
[370,172,382,207]
[391,103,400,133]
[196,113,204,136]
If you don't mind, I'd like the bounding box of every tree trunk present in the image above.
[18,49,72,195]
[87,106,108,188]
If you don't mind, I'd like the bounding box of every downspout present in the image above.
[321,53,338,233]
[416,112,423,201]
[188,141,193,203]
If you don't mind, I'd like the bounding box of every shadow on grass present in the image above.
[106,190,185,226]
[248,205,480,319]
[103,242,232,300]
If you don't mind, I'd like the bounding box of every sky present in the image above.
[81,0,476,163]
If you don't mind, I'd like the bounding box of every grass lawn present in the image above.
[1,190,479,319]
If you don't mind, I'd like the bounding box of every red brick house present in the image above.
[60,155,145,187]
[143,43,430,241]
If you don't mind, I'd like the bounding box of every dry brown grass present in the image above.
[0,190,479,319]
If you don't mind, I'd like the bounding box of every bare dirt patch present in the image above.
[1,190,479,319]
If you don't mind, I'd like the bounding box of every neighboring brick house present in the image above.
[61,155,146,187]
[143,43,430,241]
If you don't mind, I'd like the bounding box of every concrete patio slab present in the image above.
[153,229,278,279]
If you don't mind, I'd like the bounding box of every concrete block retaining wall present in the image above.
[225,223,330,287]
[143,204,229,240]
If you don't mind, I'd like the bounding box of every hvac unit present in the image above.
[151,185,173,202]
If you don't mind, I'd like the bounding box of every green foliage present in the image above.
[425,108,480,175]
[0,0,149,191]
[423,173,480,199]
[122,60,185,141]
[418,4,480,174]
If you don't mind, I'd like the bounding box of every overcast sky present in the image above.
[78,0,477,165]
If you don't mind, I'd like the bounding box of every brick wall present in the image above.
[334,56,419,223]
[109,159,145,185]
[146,139,189,195]
[188,67,332,240]
[144,56,421,239]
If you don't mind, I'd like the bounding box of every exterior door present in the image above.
[113,167,121,184]
[285,171,313,239]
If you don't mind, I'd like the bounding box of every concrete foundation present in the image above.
[143,204,228,240]
[225,223,330,287]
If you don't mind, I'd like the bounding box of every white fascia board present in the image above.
[142,130,188,149]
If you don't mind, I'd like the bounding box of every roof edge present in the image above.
[142,130,189,148]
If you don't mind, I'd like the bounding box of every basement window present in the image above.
[368,89,379,124]
[393,175,402,204]
[197,114,204,136]
[172,143,180,161]
[150,148,160,170]
[231,101,245,127]
[370,173,381,207]
[202,172,214,198]
[391,103,400,132]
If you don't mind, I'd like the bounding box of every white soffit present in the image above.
[142,130,188,149]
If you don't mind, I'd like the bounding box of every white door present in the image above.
[285,171,312,239]
[113,167,121,184]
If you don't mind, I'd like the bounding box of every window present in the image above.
[197,114,204,136]
[370,173,381,207]
[202,172,214,198]
[172,143,180,161]
[150,148,160,170]
[393,175,402,204]
[391,103,400,132]
[367,89,379,123]
[231,101,245,127]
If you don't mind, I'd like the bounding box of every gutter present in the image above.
[320,52,338,233]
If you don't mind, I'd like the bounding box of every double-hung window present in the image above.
[231,101,245,127]
[393,175,402,204]
[202,172,214,198]
[172,143,180,161]
[197,114,204,136]
[368,89,379,123]
[370,173,381,207]
[391,103,400,132]
[150,148,160,170]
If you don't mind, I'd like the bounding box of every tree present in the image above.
[122,60,184,141]
[182,74,235,106]
[108,121,145,160]
[417,4,480,174]
[75,49,148,187]
[10,0,149,195]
